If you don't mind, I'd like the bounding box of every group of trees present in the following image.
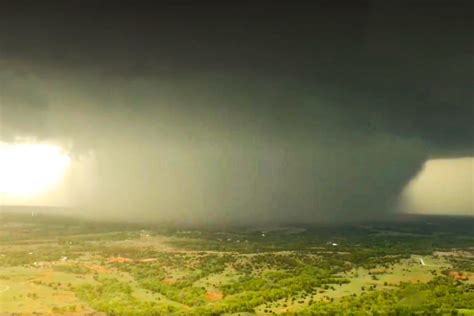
[75,278,178,315]
[114,254,234,306]
[300,276,474,315]
[3,213,473,315]
[101,253,351,314]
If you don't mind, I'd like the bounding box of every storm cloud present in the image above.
[0,1,472,224]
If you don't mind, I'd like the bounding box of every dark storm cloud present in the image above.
[0,1,472,223]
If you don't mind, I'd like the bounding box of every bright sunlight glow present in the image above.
[0,142,70,198]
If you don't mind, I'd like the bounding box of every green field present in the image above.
[0,212,473,315]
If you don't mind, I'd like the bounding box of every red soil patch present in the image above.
[206,291,223,301]
[449,271,469,281]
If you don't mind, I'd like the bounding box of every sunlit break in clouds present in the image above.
[399,158,474,216]
[0,142,70,199]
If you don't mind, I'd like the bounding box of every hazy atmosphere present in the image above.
[1,2,473,315]
[0,1,472,224]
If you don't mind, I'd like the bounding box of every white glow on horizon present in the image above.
[0,142,70,199]
[400,158,473,216]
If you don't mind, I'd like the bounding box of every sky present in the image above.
[0,1,472,224]
[399,158,473,216]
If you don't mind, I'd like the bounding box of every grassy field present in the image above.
[0,212,473,315]
[0,265,94,313]
[254,255,451,314]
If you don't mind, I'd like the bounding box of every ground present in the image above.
[0,212,473,315]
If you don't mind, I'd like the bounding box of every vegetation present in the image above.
[0,212,472,315]
[301,276,474,315]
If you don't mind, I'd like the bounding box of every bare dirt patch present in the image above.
[206,291,223,301]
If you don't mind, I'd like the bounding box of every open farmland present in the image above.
[0,212,473,315]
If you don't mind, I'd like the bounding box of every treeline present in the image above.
[192,267,349,315]
[116,254,233,306]
[296,276,474,315]
[74,278,179,315]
